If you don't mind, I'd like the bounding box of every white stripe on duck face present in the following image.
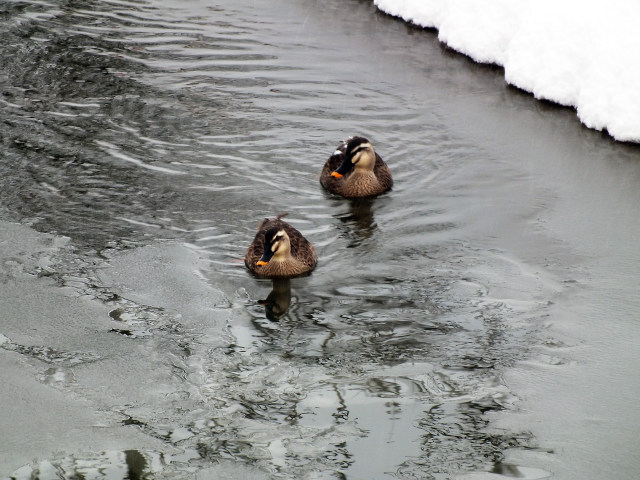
[271,230,285,252]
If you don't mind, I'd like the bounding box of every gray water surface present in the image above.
[1,0,639,479]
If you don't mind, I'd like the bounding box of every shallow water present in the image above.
[1,0,639,479]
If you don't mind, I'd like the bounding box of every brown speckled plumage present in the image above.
[320,137,393,198]
[245,214,317,278]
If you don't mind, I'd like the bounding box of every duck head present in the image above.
[256,227,291,266]
[331,136,376,178]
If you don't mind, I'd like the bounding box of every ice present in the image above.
[374,0,640,142]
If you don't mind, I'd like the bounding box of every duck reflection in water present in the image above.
[335,197,377,247]
[258,278,292,321]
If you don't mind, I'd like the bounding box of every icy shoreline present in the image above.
[374,0,640,143]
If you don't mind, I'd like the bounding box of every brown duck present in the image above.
[320,136,392,198]
[245,214,317,278]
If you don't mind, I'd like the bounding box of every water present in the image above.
[1,0,639,479]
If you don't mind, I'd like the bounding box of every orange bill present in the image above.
[331,171,343,178]
[256,260,268,266]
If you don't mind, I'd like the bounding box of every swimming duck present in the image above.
[245,214,317,278]
[320,136,392,198]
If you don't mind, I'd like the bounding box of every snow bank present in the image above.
[374,0,640,143]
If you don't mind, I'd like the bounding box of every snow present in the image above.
[374,0,640,143]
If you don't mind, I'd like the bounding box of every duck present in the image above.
[320,136,392,198]
[245,214,317,278]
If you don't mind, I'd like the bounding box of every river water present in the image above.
[1,1,639,479]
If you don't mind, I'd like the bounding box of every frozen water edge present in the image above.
[0,220,244,477]
[0,221,172,474]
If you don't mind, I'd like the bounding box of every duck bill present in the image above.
[256,248,275,266]
[332,157,353,178]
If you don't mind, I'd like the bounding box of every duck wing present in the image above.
[373,153,393,191]
[281,221,317,268]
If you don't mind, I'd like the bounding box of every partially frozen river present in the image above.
[1,1,639,479]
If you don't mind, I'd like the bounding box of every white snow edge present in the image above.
[374,0,640,143]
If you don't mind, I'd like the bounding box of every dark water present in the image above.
[1,0,639,479]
